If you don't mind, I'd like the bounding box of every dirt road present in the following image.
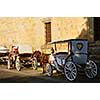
[0,64,100,83]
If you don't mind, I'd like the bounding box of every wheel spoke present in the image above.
[71,73,75,79]
[71,71,76,80]
[92,69,97,75]
[91,69,97,76]
[71,68,76,72]
[72,71,76,76]
[69,74,73,80]
[90,71,93,78]
[65,70,70,75]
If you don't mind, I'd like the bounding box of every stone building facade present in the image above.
[0,17,95,51]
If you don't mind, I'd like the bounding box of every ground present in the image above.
[0,64,100,83]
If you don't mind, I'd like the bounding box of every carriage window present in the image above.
[45,22,51,44]
[56,43,68,52]
[76,43,83,50]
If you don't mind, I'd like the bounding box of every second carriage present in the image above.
[8,44,38,71]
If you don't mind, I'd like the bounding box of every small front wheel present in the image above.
[64,61,77,81]
[46,63,53,77]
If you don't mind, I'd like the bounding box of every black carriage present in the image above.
[45,39,98,81]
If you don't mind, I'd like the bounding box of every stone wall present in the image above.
[0,17,35,49]
[0,17,94,52]
[51,17,94,42]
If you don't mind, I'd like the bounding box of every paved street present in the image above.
[0,64,100,83]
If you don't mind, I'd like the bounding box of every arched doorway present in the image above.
[94,17,100,41]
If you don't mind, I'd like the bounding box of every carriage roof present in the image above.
[15,44,33,54]
[41,39,88,54]
[48,39,88,53]
[49,39,88,44]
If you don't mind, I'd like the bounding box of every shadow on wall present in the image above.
[77,18,94,41]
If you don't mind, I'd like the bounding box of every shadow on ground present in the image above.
[0,73,100,83]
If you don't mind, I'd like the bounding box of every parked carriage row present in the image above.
[0,39,98,81]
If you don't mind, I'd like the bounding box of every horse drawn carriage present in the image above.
[8,44,37,71]
[45,39,98,81]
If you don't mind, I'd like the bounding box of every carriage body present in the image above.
[46,39,98,81]
[68,39,88,65]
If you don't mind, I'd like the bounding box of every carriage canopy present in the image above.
[49,39,88,64]
[15,44,33,54]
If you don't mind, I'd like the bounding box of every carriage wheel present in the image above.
[15,59,21,71]
[46,63,53,77]
[64,61,77,81]
[7,60,11,69]
[85,60,97,79]
[32,59,37,70]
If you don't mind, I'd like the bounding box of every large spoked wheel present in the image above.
[32,58,38,70]
[64,61,77,81]
[46,63,53,77]
[85,60,97,79]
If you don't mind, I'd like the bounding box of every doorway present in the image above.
[45,22,51,44]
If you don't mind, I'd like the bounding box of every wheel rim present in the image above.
[15,60,21,71]
[32,60,37,70]
[8,60,11,69]
[64,61,77,81]
[85,60,97,78]
[46,63,52,76]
